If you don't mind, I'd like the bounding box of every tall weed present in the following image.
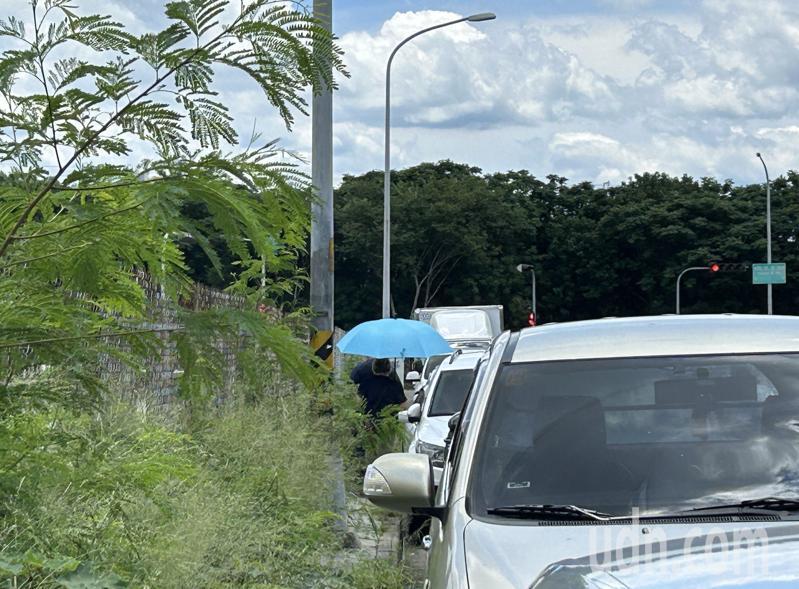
[0,386,410,588]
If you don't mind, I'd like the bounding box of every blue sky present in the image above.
[336,0,698,30]
[4,0,799,186]
[323,0,799,185]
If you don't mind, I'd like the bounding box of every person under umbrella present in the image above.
[350,357,407,418]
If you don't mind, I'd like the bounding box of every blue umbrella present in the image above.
[336,318,453,359]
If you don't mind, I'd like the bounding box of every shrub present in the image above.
[1,386,410,588]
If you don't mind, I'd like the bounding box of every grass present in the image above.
[0,374,414,588]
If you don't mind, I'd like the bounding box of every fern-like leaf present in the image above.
[66,14,131,51]
[178,93,235,148]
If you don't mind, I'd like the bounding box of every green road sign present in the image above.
[752,263,787,285]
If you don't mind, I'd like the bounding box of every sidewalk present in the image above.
[346,492,428,587]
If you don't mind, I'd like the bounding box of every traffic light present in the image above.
[528,312,536,327]
[708,262,750,272]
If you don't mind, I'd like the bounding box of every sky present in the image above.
[4,0,799,186]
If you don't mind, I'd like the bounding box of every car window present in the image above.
[459,359,488,431]
[423,355,447,380]
[442,357,491,505]
[469,353,799,518]
[428,369,474,416]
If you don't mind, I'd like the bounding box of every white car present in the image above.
[410,341,491,396]
[366,314,799,588]
[400,350,485,487]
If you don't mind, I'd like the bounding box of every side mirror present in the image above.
[407,403,422,423]
[397,410,409,423]
[363,453,434,513]
[405,370,421,383]
[447,412,461,431]
[444,412,461,447]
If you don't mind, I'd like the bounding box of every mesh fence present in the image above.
[98,273,262,407]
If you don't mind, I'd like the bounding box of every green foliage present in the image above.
[318,378,409,497]
[0,0,348,407]
[335,161,546,326]
[343,558,413,589]
[0,3,407,587]
[335,162,799,328]
[1,385,409,588]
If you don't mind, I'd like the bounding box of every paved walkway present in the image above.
[346,493,428,587]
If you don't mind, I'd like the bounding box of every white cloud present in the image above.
[1,0,151,33]
[337,12,622,130]
[540,19,650,84]
[6,0,799,187]
[664,76,751,116]
[548,131,660,183]
[323,2,799,186]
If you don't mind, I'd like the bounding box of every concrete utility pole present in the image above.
[310,0,348,541]
[310,0,334,366]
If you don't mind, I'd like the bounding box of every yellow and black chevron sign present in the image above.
[311,330,334,369]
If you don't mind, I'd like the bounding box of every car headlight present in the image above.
[416,440,446,468]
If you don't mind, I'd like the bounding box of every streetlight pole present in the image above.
[382,12,496,318]
[756,152,772,315]
[676,265,716,314]
[516,263,536,320]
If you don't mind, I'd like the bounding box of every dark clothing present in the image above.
[351,359,406,417]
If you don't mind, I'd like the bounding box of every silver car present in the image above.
[363,315,799,588]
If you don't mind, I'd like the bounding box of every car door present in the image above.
[426,358,489,588]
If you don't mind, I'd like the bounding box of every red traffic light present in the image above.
[528,312,536,327]
[709,262,750,272]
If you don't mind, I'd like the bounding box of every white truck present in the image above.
[412,305,504,344]
[405,305,503,394]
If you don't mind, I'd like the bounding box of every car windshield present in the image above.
[429,369,474,417]
[470,353,799,518]
[423,355,447,379]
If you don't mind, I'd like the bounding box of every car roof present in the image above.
[511,314,799,363]
[437,350,484,372]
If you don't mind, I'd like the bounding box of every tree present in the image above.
[334,161,544,328]
[335,164,799,329]
[0,0,347,405]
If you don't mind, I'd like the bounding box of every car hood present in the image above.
[464,518,799,589]
[416,415,450,446]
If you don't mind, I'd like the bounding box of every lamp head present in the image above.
[756,152,761,158]
[467,12,496,22]
[516,263,532,272]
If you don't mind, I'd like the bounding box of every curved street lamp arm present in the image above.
[756,152,770,184]
[384,16,472,142]
[677,266,710,283]
[386,16,471,74]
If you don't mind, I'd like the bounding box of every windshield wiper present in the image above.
[486,504,614,521]
[685,496,799,514]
